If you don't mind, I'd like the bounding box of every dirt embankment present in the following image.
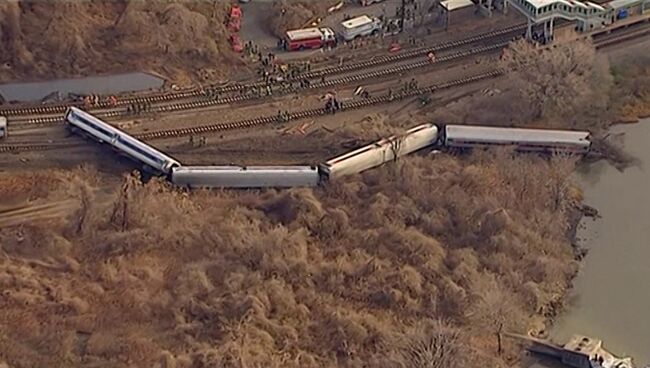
[267,0,341,38]
[0,152,581,368]
[0,1,244,85]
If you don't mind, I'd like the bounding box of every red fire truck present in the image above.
[284,27,337,51]
[227,5,242,32]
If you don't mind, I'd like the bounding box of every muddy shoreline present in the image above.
[530,111,648,360]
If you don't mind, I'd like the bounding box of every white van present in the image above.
[0,116,6,139]
[340,15,382,41]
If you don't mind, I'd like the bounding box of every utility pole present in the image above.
[400,0,406,32]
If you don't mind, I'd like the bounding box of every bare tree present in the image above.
[399,320,467,368]
[109,172,140,231]
[547,153,578,212]
[466,275,521,355]
[499,39,611,123]
[389,134,405,162]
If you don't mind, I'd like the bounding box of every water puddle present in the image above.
[0,72,164,103]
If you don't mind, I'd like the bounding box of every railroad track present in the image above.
[0,69,502,153]
[291,23,525,79]
[0,24,526,119]
[13,41,512,126]
[0,142,72,153]
[133,70,504,141]
[3,22,646,154]
[593,21,650,49]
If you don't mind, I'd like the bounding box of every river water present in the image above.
[530,118,650,367]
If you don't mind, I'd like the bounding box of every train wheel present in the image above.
[141,164,158,175]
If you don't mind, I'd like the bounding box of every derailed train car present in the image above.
[171,166,320,188]
[171,124,440,189]
[443,125,591,153]
[320,123,440,179]
[65,107,181,175]
[0,116,6,139]
[169,123,591,189]
[62,108,592,190]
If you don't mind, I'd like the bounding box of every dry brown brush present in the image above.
[268,0,341,37]
[431,39,614,131]
[610,53,650,118]
[0,154,580,367]
[0,0,240,84]
[498,39,613,129]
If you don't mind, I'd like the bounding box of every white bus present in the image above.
[340,15,382,41]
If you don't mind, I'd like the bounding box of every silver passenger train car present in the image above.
[171,166,320,188]
[320,123,439,179]
[0,116,6,139]
[65,107,181,175]
[444,125,591,153]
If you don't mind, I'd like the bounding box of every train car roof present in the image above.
[68,106,180,163]
[324,124,436,166]
[173,166,318,172]
[445,125,590,143]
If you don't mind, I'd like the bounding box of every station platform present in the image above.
[505,0,650,40]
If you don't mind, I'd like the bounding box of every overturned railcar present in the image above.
[320,123,439,179]
[443,125,591,153]
[65,107,181,174]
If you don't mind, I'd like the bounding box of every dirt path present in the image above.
[0,199,78,227]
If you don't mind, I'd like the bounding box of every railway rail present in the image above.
[2,21,648,154]
[0,142,73,153]
[133,70,504,141]
[11,41,512,126]
[0,70,502,153]
[0,24,527,119]
[8,18,641,127]
[593,21,650,49]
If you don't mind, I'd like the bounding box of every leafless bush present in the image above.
[0,1,237,84]
[0,153,580,367]
[398,320,468,368]
[610,54,650,117]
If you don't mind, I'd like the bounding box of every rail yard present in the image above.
[1,1,649,367]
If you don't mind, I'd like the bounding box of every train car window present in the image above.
[118,138,164,165]
[120,141,161,164]
[74,115,114,138]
